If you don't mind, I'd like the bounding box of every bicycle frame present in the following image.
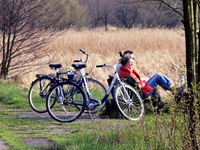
[46,50,144,122]
[79,63,130,109]
[65,49,132,110]
[33,65,61,98]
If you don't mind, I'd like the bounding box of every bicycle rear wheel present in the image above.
[114,83,144,120]
[85,78,106,113]
[46,81,86,123]
[28,76,53,113]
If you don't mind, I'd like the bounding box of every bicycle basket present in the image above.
[59,68,81,82]
[59,68,73,79]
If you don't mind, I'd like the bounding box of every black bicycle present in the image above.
[28,49,106,114]
[28,64,69,113]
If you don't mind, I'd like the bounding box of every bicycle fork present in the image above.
[55,86,68,113]
[119,82,132,104]
[80,69,101,110]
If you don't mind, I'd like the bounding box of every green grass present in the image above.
[0,81,199,150]
[0,81,29,109]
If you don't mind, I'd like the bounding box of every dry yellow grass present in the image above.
[23,27,185,90]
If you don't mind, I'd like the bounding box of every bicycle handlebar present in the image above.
[73,49,89,63]
[96,64,113,68]
[79,48,86,54]
[96,64,105,68]
[96,63,118,76]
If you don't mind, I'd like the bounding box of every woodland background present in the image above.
[0,0,185,86]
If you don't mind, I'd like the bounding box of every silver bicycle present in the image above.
[46,60,144,122]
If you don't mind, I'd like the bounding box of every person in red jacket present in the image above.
[119,50,172,112]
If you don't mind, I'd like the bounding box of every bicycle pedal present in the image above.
[88,103,95,110]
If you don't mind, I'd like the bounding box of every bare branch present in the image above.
[0,0,68,79]
[115,0,183,17]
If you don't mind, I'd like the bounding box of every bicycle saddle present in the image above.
[71,64,86,69]
[49,64,62,69]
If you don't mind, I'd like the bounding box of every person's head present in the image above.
[121,57,134,66]
[123,50,134,59]
[120,50,134,66]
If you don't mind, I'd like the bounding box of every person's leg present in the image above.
[147,73,172,90]
[151,89,168,113]
[151,89,161,107]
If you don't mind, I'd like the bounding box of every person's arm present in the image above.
[139,80,154,95]
[116,63,122,74]
[138,80,146,88]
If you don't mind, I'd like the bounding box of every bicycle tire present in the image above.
[28,76,53,113]
[84,78,106,113]
[46,81,86,123]
[114,83,144,120]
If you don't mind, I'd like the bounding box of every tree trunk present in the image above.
[193,2,199,86]
[183,0,196,88]
[183,0,198,149]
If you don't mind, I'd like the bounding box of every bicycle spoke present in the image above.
[114,83,144,120]
[28,76,52,113]
[46,81,86,123]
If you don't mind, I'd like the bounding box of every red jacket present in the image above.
[119,66,153,95]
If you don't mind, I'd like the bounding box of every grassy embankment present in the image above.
[0,81,196,150]
[1,28,196,150]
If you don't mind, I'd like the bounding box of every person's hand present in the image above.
[138,80,147,88]
[141,84,154,95]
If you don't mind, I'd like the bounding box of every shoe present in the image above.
[176,86,184,94]
[156,108,161,114]
[174,86,185,103]
[155,101,168,114]
[159,101,168,109]
[169,86,184,95]
[158,102,165,109]
[167,86,175,95]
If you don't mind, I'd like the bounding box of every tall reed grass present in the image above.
[6,28,199,150]
[23,27,185,89]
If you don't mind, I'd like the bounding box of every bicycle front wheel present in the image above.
[28,76,53,113]
[114,83,144,120]
[46,81,86,123]
[85,78,106,113]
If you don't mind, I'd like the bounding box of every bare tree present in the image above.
[98,0,114,30]
[0,0,68,80]
[59,0,87,30]
[136,1,200,150]
[83,0,101,27]
[81,0,115,29]
[143,1,199,149]
[114,2,139,28]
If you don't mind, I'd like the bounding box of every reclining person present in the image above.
[116,50,134,74]
[119,50,173,113]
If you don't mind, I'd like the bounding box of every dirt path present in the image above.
[0,110,102,149]
[0,140,9,150]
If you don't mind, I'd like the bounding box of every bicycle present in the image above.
[28,49,106,114]
[28,64,82,113]
[28,64,64,113]
[46,62,144,123]
[68,49,107,114]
